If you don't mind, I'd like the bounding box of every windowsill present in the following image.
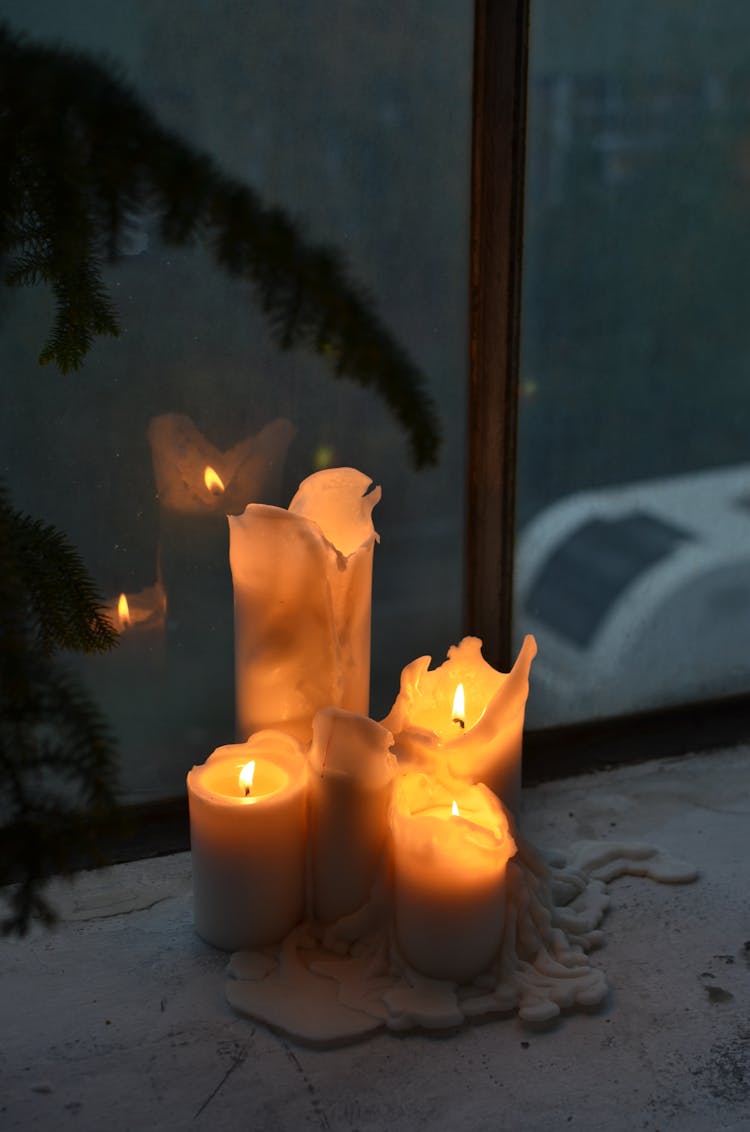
[2,746,748,1130]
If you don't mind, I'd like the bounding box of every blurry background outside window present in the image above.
[516,1,750,726]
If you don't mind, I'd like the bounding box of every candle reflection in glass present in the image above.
[148,411,296,755]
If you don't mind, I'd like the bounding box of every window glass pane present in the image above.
[517,2,750,726]
[1,2,472,800]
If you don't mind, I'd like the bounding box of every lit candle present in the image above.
[229,467,380,743]
[187,730,308,951]
[307,706,396,925]
[383,635,537,815]
[390,773,516,983]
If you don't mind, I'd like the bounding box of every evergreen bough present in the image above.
[0,22,440,466]
[0,22,443,931]
[0,487,121,935]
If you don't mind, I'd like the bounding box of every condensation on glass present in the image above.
[516,2,750,726]
[0,2,473,800]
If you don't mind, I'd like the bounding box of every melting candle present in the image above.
[390,772,517,982]
[383,636,536,816]
[229,468,380,743]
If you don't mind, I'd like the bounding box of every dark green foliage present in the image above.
[0,23,440,466]
[0,486,121,935]
[9,511,118,657]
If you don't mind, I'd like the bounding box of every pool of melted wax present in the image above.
[225,838,697,1048]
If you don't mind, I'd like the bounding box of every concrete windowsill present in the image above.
[2,747,748,1131]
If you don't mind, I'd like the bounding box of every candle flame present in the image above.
[117,592,131,628]
[239,760,256,797]
[451,683,465,727]
[451,800,460,817]
[204,465,225,495]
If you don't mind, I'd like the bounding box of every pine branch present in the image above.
[38,255,121,372]
[4,499,118,656]
[0,22,441,466]
[0,485,121,935]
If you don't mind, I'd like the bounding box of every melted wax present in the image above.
[225,834,697,1047]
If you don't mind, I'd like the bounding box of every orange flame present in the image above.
[204,465,225,495]
[451,683,465,726]
[239,760,256,797]
[117,592,131,628]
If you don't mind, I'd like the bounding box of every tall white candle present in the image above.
[229,468,380,743]
[383,635,536,815]
[187,730,308,951]
[307,706,396,925]
[390,773,516,983]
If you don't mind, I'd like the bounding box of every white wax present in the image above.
[187,731,308,951]
[307,707,396,925]
[390,774,516,983]
[383,636,537,816]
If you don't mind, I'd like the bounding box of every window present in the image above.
[3,0,747,837]
[515,0,750,732]
[1,2,474,804]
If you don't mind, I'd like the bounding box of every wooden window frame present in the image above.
[466,0,529,671]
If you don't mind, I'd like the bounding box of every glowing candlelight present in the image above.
[117,592,131,629]
[204,465,225,496]
[239,760,256,797]
[229,468,380,743]
[452,683,465,729]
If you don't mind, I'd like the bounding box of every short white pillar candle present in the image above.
[187,730,308,950]
[307,706,396,925]
[390,773,517,983]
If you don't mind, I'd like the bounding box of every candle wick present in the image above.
[452,717,465,730]
[244,787,251,797]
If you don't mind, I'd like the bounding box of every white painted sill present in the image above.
[2,746,748,1132]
